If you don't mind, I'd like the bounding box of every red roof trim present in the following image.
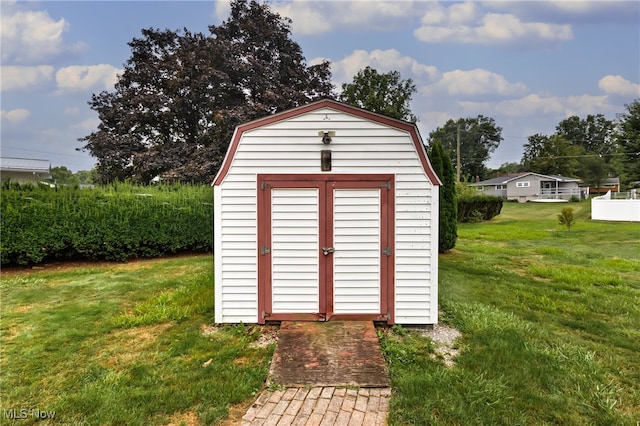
[213,99,441,186]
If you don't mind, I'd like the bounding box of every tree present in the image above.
[428,141,457,253]
[556,114,616,158]
[488,162,525,178]
[616,99,640,184]
[80,0,334,184]
[558,207,576,231]
[50,166,79,186]
[577,155,609,188]
[521,134,583,176]
[75,169,99,185]
[429,116,503,181]
[339,66,417,122]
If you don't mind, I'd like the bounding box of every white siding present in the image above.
[333,189,380,314]
[271,189,319,313]
[215,107,438,324]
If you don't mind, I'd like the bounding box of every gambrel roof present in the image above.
[213,99,441,186]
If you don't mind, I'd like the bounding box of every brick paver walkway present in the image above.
[241,386,390,426]
[241,321,391,425]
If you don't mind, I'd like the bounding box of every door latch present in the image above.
[321,247,335,256]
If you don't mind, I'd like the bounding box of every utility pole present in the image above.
[456,125,461,182]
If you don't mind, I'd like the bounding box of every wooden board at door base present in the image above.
[257,174,395,324]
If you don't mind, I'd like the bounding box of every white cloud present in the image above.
[270,0,422,35]
[0,65,54,92]
[70,117,100,132]
[0,108,31,123]
[422,69,527,97]
[1,8,86,64]
[330,49,439,87]
[414,2,573,47]
[55,65,121,92]
[458,94,611,118]
[598,75,640,97]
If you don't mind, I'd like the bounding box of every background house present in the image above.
[470,172,585,202]
[589,177,620,195]
[0,157,52,184]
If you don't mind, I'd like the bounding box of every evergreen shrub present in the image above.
[457,195,503,222]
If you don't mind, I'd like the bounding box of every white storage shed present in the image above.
[213,100,441,325]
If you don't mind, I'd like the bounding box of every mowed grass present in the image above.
[383,201,640,425]
[0,255,273,425]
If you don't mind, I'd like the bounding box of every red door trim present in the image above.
[257,174,395,324]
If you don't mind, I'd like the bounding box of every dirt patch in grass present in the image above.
[218,398,259,426]
[165,410,199,426]
[13,304,34,313]
[102,323,173,369]
[250,325,279,348]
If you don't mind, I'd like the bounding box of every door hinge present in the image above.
[382,247,393,256]
[316,313,326,321]
[260,246,271,255]
[262,311,271,319]
[261,182,272,190]
[379,181,391,189]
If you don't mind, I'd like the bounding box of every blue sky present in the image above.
[1,0,639,172]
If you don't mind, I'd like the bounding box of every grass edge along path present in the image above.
[1,255,274,425]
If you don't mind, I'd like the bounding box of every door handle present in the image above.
[321,247,335,256]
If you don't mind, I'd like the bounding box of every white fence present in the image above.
[591,190,640,222]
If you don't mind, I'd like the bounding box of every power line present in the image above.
[1,145,90,159]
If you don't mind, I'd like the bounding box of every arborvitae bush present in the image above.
[457,195,504,222]
[428,141,457,253]
[1,183,213,265]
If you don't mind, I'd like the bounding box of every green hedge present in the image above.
[1,183,213,265]
[458,195,503,223]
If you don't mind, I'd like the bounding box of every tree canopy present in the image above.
[80,0,334,184]
[616,99,640,184]
[521,134,583,177]
[339,66,417,122]
[428,116,503,182]
[519,107,638,186]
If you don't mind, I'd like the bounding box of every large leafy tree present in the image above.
[339,66,417,122]
[428,116,502,181]
[555,114,616,157]
[80,0,334,184]
[616,99,640,184]
[521,134,583,177]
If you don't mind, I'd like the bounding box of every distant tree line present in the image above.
[519,102,640,188]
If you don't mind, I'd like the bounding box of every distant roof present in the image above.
[470,172,581,186]
[0,157,51,173]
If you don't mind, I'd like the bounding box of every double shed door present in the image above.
[257,174,395,323]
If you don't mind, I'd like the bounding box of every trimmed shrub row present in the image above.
[458,195,503,223]
[1,183,213,266]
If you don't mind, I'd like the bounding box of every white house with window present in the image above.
[470,172,586,203]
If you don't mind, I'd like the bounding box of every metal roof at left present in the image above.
[0,157,51,172]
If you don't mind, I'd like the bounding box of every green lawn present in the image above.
[1,202,639,425]
[383,201,640,425]
[0,255,272,425]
